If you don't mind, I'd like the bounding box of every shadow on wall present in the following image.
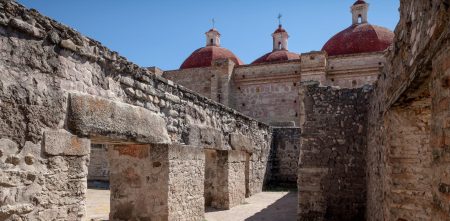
[245,191,297,221]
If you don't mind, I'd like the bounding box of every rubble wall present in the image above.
[266,127,301,188]
[298,83,370,221]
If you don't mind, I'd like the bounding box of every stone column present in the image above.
[109,144,205,221]
[43,130,91,220]
[206,149,246,209]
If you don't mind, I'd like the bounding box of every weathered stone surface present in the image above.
[230,133,253,153]
[68,93,170,144]
[60,39,78,52]
[44,130,90,156]
[9,18,43,39]
[0,4,271,218]
[266,127,301,188]
[187,126,224,150]
[298,84,369,221]
[366,1,450,221]
[205,149,247,210]
[109,144,205,221]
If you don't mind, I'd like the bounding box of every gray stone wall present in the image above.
[298,83,370,221]
[365,0,450,220]
[0,1,271,220]
[266,127,301,188]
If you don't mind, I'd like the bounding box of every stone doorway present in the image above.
[86,144,110,220]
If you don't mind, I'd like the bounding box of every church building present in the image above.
[162,0,394,126]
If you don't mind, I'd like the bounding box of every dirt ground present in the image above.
[86,189,297,221]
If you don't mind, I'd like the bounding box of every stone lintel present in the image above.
[68,93,170,144]
[187,126,224,150]
[230,133,253,153]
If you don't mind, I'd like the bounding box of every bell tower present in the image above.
[272,14,289,51]
[206,20,220,47]
[351,0,369,25]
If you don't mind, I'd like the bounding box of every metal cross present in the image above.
[211,18,216,29]
[277,13,282,26]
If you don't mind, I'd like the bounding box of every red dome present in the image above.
[252,50,299,64]
[180,46,244,69]
[322,23,394,56]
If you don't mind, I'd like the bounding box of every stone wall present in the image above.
[365,0,449,220]
[162,66,218,99]
[266,127,301,188]
[430,45,450,220]
[87,144,109,182]
[0,1,271,220]
[232,61,302,126]
[298,83,370,220]
[327,52,385,88]
[384,102,432,221]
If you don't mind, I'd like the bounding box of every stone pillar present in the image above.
[211,58,235,106]
[109,144,205,221]
[205,149,246,209]
[43,130,91,220]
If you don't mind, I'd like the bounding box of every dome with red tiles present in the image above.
[252,50,299,64]
[180,28,244,69]
[180,46,244,69]
[322,23,394,56]
[251,24,299,64]
[322,0,394,56]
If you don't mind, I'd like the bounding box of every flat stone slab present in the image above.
[68,93,170,144]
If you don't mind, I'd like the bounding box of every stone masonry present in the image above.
[366,0,449,220]
[0,1,271,220]
[298,83,370,220]
[266,127,301,188]
[0,0,449,221]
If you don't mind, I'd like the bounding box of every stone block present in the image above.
[44,130,90,156]
[187,126,223,149]
[68,93,170,144]
[230,133,252,153]
[109,144,205,221]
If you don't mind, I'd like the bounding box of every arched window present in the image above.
[210,39,214,45]
[278,42,282,50]
[358,14,362,23]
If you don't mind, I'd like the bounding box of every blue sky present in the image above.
[18,0,399,70]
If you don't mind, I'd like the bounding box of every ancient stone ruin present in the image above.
[0,0,449,220]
